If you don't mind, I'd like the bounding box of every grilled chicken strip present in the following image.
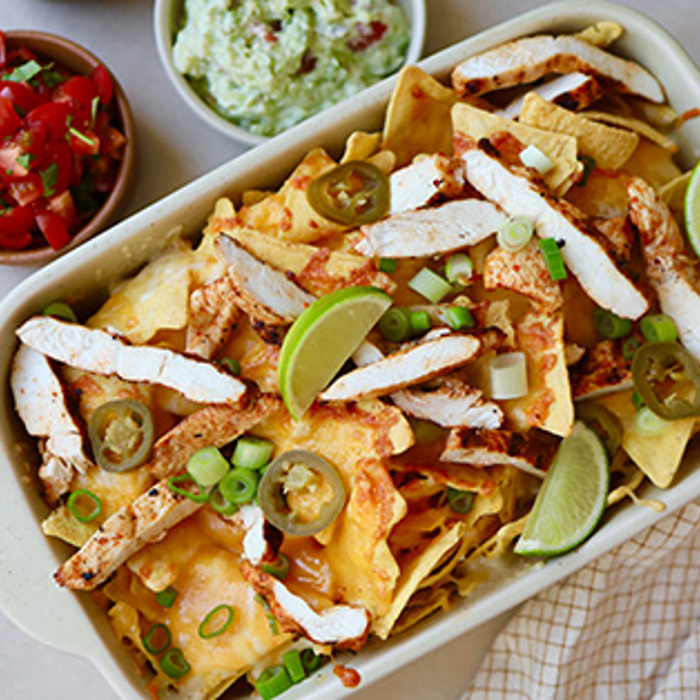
[389,153,466,213]
[215,234,315,325]
[149,394,283,479]
[441,427,559,478]
[241,562,371,651]
[16,316,248,405]
[11,344,92,503]
[321,333,482,403]
[570,339,634,400]
[353,340,503,429]
[54,477,203,590]
[495,72,604,119]
[451,34,664,103]
[355,198,506,258]
[627,176,700,361]
[460,144,649,319]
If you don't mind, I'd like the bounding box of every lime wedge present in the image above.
[684,158,700,259]
[514,421,609,557]
[278,286,392,420]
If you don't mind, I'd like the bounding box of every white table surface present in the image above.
[1,1,698,698]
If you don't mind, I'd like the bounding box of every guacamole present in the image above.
[172,0,411,137]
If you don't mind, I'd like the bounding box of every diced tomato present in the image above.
[40,140,73,195]
[91,64,113,106]
[68,127,100,157]
[98,124,126,157]
[47,190,77,230]
[347,21,388,52]
[8,172,43,206]
[53,75,97,113]
[0,95,21,140]
[0,125,46,179]
[87,154,117,193]
[26,101,69,142]
[0,81,42,114]
[0,31,6,71]
[0,203,34,249]
[34,205,72,249]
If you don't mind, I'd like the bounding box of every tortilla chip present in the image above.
[507,309,574,437]
[87,239,193,343]
[373,522,464,638]
[452,101,580,191]
[622,138,683,189]
[520,93,639,170]
[236,147,348,243]
[342,131,382,162]
[659,171,692,220]
[573,21,624,47]
[583,110,679,152]
[382,65,458,168]
[599,390,696,488]
[42,504,97,547]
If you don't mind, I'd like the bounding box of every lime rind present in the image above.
[684,159,700,259]
[514,421,610,557]
[278,286,392,420]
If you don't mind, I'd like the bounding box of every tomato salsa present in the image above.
[0,31,126,251]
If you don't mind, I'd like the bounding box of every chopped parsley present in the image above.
[4,60,43,83]
[41,162,59,197]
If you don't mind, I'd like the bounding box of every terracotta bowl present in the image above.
[0,31,135,266]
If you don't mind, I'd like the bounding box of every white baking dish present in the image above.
[1,1,699,698]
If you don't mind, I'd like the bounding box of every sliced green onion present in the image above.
[408,267,453,304]
[262,553,290,580]
[497,216,534,252]
[66,489,102,523]
[7,59,43,83]
[378,257,397,274]
[155,586,178,608]
[441,306,475,331]
[379,307,412,342]
[219,467,259,504]
[143,623,171,655]
[489,352,529,400]
[218,357,241,376]
[232,436,274,470]
[198,604,235,639]
[68,126,96,147]
[300,648,324,673]
[640,314,678,343]
[209,485,239,516]
[444,253,474,286]
[593,308,632,339]
[256,665,293,700]
[282,648,307,684]
[42,301,77,323]
[632,390,645,411]
[519,144,554,174]
[577,155,597,187]
[255,594,280,635]
[623,336,641,361]
[160,648,191,680]
[634,405,670,434]
[186,446,230,487]
[538,238,567,281]
[409,310,432,336]
[447,487,475,514]
[167,473,210,503]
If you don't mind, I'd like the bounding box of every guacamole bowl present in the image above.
[153,0,427,146]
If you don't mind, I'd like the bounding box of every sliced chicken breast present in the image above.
[321,333,481,403]
[460,145,649,319]
[355,198,506,258]
[627,176,700,361]
[215,234,315,325]
[16,316,248,405]
[451,34,664,103]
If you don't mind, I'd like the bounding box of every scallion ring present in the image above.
[167,473,211,503]
[160,648,191,680]
[218,357,242,376]
[256,664,293,700]
[409,309,432,336]
[219,467,259,505]
[186,446,230,487]
[519,144,554,174]
[497,216,534,252]
[538,238,567,281]
[635,405,670,434]
[623,336,641,361]
[66,489,102,523]
[444,253,474,286]
[42,301,77,323]
[640,314,678,343]
[489,352,529,400]
[198,604,235,639]
[594,308,632,339]
[155,586,178,609]
[262,553,290,580]
[408,267,453,304]
[232,435,274,471]
[282,648,307,683]
[378,257,397,274]
[447,487,475,514]
[209,485,239,516]
[441,306,475,331]
[143,623,171,655]
[300,648,324,673]
[379,307,412,342]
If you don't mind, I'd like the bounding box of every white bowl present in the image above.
[2,2,700,698]
[153,0,427,146]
